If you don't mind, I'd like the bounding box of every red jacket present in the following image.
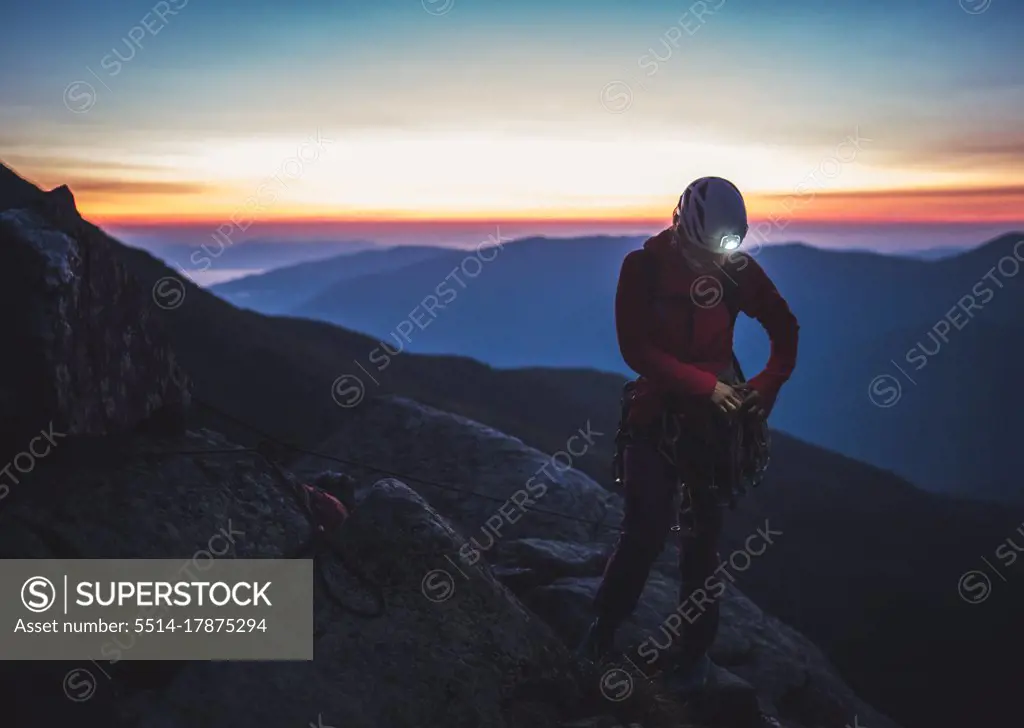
[616,229,799,426]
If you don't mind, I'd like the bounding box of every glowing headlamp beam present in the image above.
[720,234,742,251]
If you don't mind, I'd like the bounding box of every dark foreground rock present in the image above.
[0,190,189,451]
[0,394,902,728]
[299,395,902,728]
[0,430,672,728]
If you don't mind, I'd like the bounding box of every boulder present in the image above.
[495,538,611,580]
[295,395,624,548]
[0,197,190,450]
[517,574,897,728]
[0,430,666,728]
[677,666,764,728]
[302,401,903,728]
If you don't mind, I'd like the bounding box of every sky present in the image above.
[1,0,1022,251]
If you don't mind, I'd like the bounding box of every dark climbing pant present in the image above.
[593,438,724,664]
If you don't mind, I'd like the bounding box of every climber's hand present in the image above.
[739,388,767,420]
[711,381,744,415]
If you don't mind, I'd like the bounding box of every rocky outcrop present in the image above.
[0,395,901,728]
[299,395,902,728]
[521,574,895,728]
[0,186,190,450]
[0,429,669,728]
[294,395,623,547]
[0,163,49,213]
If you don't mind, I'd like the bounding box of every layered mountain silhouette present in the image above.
[213,232,1024,504]
[211,244,449,314]
[142,238,381,279]
[2,161,1022,728]
[893,245,971,261]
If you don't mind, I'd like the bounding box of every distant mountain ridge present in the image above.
[212,229,1024,503]
[143,238,381,277]
[212,245,449,313]
[894,245,972,260]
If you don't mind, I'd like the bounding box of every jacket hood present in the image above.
[642,227,677,262]
[644,226,712,273]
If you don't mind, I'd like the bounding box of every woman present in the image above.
[579,176,799,691]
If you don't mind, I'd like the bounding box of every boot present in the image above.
[575,617,617,662]
[666,652,713,696]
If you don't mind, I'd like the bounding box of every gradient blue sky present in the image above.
[2,0,1022,249]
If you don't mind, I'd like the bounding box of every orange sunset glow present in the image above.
[2,0,1021,249]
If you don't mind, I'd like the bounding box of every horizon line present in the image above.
[95,214,1024,228]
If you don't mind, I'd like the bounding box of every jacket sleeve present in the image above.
[736,256,799,411]
[615,250,719,397]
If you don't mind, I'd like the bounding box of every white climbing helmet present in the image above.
[673,176,749,252]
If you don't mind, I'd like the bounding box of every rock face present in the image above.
[295,395,624,548]
[0,398,902,728]
[298,395,902,728]
[0,186,190,450]
[0,430,665,728]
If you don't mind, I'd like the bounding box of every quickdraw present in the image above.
[610,379,772,533]
[611,381,639,488]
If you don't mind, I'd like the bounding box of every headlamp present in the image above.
[720,234,742,251]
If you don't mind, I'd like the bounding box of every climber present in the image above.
[578,177,799,693]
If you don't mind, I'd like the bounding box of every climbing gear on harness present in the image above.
[611,380,639,487]
[614,373,768,514]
